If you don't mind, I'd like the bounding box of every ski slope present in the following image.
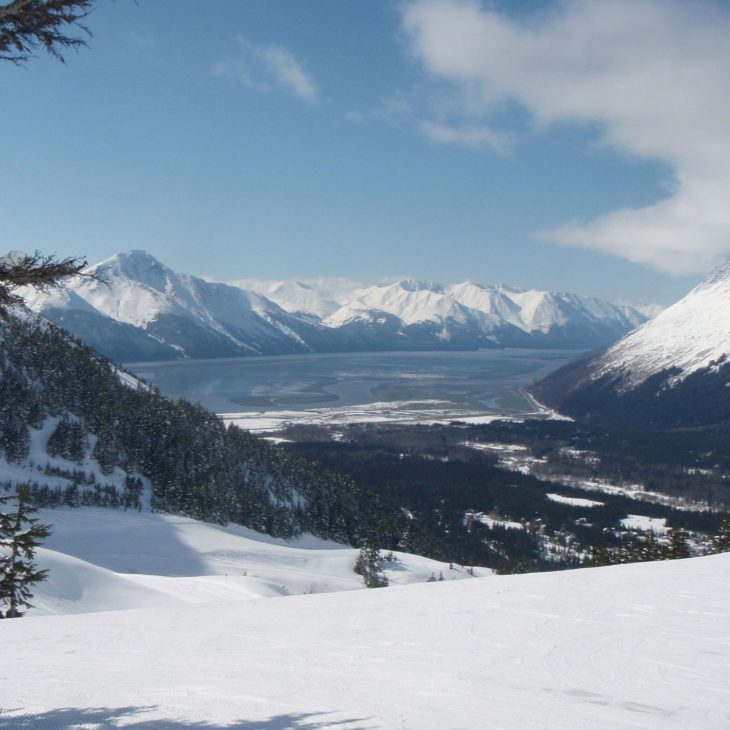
[1,506,728,728]
[23,507,486,616]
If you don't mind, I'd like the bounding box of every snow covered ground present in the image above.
[620,514,669,534]
[546,492,605,508]
[24,507,487,616]
[220,397,554,434]
[1,507,729,728]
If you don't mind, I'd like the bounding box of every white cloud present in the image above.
[212,39,318,103]
[402,0,730,275]
[345,92,413,125]
[419,120,511,154]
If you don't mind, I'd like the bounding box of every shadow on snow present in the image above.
[0,705,376,729]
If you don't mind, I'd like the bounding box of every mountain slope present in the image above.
[24,505,488,615]
[23,251,334,360]
[24,251,648,360]
[531,262,730,428]
[325,278,645,350]
[2,550,728,728]
[0,310,397,544]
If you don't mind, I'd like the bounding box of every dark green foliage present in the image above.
[0,315,390,544]
[585,545,612,567]
[284,421,726,573]
[461,419,730,512]
[0,0,93,65]
[711,516,730,553]
[0,488,51,618]
[3,480,137,510]
[665,528,690,559]
[496,559,539,575]
[46,416,85,463]
[588,528,691,567]
[354,544,388,588]
[0,250,89,315]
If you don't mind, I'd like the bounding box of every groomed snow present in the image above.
[2,534,728,728]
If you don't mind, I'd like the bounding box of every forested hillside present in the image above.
[0,312,393,544]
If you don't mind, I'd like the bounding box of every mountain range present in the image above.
[531,261,730,428]
[22,250,649,362]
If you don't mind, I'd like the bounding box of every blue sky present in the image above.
[3,0,728,304]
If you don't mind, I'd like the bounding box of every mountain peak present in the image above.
[697,259,730,290]
[90,250,174,293]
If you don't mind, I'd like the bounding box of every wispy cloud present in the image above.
[419,120,511,154]
[346,92,412,125]
[212,38,318,103]
[402,0,730,275]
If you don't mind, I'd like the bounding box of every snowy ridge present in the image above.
[24,251,649,360]
[325,280,473,328]
[325,278,645,337]
[594,261,730,386]
[230,275,362,318]
[22,250,328,359]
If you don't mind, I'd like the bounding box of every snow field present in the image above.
[26,507,490,616]
[2,546,729,728]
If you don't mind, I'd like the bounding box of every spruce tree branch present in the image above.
[0,251,103,317]
[0,0,93,64]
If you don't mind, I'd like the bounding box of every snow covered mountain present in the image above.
[24,251,648,361]
[531,262,730,427]
[325,278,646,350]
[230,276,360,319]
[23,251,333,360]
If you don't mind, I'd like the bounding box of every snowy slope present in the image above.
[25,506,484,616]
[529,262,730,427]
[447,281,646,335]
[2,538,728,728]
[594,261,730,386]
[231,278,347,319]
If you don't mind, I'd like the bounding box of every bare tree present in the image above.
[0,0,93,63]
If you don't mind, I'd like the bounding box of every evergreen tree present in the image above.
[711,516,730,553]
[586,544,612,567]
[665,529,690,559]
[0,488,51,618]
[47,417,85,463]
[354,544,388,588]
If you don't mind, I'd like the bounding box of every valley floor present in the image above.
[1,507,729,729]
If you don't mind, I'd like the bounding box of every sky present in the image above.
[2,0,728,305]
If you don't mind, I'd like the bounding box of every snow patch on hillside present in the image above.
[26,506,490,616]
